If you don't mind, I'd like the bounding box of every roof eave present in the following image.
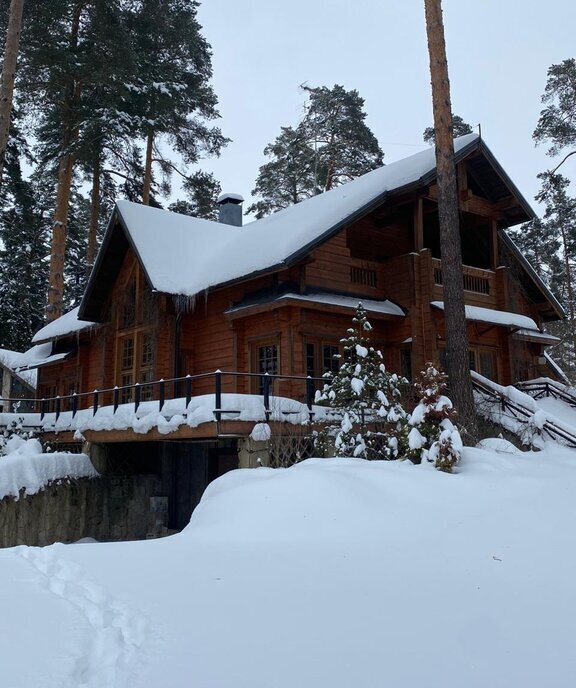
[500,231,565,321]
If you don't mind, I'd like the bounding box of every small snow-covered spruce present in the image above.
[315,304,407,459]
[0,416,36,457]
[405,364,463,472]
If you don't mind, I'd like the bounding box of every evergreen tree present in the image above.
[247,127,317,218]
[63,188,92,308]
[316,304,407,459]
[125,0,229,205]
[423,114,473,144]
[405,363,462,472]
[0,0,24,190]
[249,85,383,217]
[535,173,576,378]
[534,58,576,169]
[0,132,48,351]
[169,171,222,221]
[300,84,383,191]
[424,0,478,438]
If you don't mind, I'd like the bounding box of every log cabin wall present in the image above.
[35,155,562,405]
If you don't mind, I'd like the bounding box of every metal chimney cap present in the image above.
[217,192,244,205]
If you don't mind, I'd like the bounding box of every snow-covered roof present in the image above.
[431,301,539,331]
[0,349,37,388]
[16,343,74,371]
[544,352,570,384]
[103,134,482,300]
[226,292,405,318]
[32,307,99,344]
[512,329,561,344]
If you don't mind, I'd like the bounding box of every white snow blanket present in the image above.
[114,135,479,297]
[0,393,335,436]
[2,447,576,687]
[0,437,98,500]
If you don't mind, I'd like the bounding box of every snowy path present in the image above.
[17,546,148,688]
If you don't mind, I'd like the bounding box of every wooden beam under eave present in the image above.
[490,219,499,270]
[414,197,424,251]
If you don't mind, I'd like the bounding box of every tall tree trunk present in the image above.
[47,152,75,321]
[559,224,576,368]
[142,128,154,205]
[424,0,477,438]
[46,1,85,322]
[86,150,100,277]
[0,0,25,191]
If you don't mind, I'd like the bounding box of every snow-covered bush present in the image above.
[405,364,462,472]
[315,304,407,459]
[0,416,36,457]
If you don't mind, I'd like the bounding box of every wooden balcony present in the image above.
[431,258,497,307]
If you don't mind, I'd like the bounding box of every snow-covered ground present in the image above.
[2,444,576,688]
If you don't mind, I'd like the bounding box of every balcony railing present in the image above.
[432,258,494,297]
[0,370,332,429]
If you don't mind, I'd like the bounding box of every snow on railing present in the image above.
[471,372,576,449]
[0,370,331,436]
[515,377,576,408]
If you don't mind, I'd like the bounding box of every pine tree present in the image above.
[423,114,473,144]
[534,58,576,169]
[316,304,407,459]
[125,0,228,205]
[247,127,317,218]
[300,84,383,191]
[534,173,576,378]
[0,131,48,351]
[424,0,478,438]
[405,363,463,472]
[0,0,24,190]
[249,85,383,217]
[169,171,221,221]
[63,188,92,308]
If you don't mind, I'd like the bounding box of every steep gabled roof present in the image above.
[79,133,538,321]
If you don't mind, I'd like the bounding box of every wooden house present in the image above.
[30,133,562,411]
[11,133,565,535]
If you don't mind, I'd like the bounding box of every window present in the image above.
[117,332,156,403]
[119,270,154,331]
[254,343,278,394]
[476,349,497,380]
[115,264,156,401]
[305,340,340,379]
[400,348,412,382]
[439,346,497,381]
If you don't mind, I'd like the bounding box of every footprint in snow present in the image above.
[18,546,148,688]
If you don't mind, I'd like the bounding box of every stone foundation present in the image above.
[0,474,163,548]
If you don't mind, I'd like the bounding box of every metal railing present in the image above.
[0,370,329,428]
[472,374,576,448]
[516,378,576,408]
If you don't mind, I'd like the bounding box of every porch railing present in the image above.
[0,370,330,428]
[432,258,494,296]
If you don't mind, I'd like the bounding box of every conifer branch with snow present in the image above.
[405,363,463,472]
[315,304,407,459]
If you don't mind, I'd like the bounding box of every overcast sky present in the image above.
[194,1,576,220]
